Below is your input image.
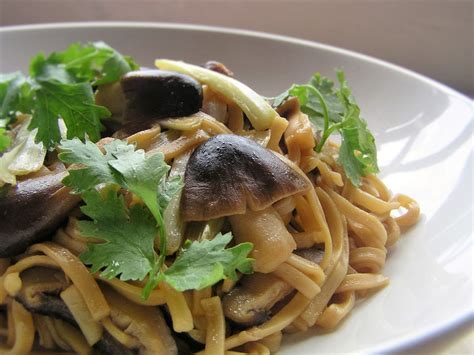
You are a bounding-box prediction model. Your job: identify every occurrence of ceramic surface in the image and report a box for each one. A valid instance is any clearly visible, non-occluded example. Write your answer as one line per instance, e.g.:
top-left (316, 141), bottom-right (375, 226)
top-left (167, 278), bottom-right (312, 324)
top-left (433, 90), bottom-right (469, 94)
top-left (1, 22), bottom-right (472, 353)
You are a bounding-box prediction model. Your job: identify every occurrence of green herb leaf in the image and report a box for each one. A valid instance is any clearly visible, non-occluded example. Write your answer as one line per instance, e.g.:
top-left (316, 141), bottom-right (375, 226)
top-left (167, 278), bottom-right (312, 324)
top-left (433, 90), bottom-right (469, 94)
top-left (79, 189), bottom-right (159, 281)
top-left (107, 143), bottom-right (170, 220)
top-left (336, 72), bottom-right (379, 185)
top-left (29, 81), bottom-right (110, 148)
top-left (0, 72), bottom-right (34, 121)
top-left (58, 138), bottom-right (119, 192)
top-left (0, 120), bottom-right (11, 153)
top-left (1, 42), bottom-right (139, 150)
top-left (157, 175), bottom-right (183, 211)
top-left (58, 138), bottom-right (183, 298)
top-left (162, 232), bottom-right (253, 291)
top-left (38, 41), bottom-right (139, 85)
top-left (274, 70), bottom-right (379, 186)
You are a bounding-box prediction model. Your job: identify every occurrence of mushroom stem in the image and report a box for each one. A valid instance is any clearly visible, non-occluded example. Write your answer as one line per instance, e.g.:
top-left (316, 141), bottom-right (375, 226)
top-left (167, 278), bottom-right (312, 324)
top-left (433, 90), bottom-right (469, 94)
top-left (229, 206), bottom-right (296, 274)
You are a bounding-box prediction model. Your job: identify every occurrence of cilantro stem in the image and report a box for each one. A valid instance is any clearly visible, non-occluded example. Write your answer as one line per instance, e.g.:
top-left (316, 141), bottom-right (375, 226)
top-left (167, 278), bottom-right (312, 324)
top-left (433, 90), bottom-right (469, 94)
top-left (299, 84), bottom-right (331, 153)
top-left (142, 258), bottom-right (162, 299)
top-left (144, 204), bottom-right (167, 298)
top-left (316, 122), bottom-right (344, 152)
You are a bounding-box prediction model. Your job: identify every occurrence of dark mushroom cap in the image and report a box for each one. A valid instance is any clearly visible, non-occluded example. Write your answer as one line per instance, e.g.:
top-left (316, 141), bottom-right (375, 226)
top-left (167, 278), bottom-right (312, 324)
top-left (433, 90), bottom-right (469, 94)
top-left (181, 134), bottom-right (310, 221)
top-left (0, 171), bottom-right (80, 257)
top-left (121, 69), bottom-right (203, 128)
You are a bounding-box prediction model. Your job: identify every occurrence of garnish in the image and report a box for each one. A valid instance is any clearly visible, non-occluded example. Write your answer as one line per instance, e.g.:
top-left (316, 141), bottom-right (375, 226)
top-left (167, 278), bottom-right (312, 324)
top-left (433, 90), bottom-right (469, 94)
top-left (155, 59), bottom-right (278, 130)
top-left (163, 232), bottom-right (253, 292)
top-left (0, 42), bottom-right (139, 150)
top-left (0, 72), bottom-right (34, 152)
top-left (274, 70), bottom-right (379, 186)
top-left (59, 139), bottom-right (253, 299)
top-left (0, 120), bottom-right (10, 153)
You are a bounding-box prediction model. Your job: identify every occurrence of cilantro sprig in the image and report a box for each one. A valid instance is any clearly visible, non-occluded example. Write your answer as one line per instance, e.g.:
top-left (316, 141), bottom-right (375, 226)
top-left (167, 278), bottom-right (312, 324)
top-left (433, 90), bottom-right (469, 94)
top-left (59, 139), bottom-right (253, 299)
top-left (0, 42), bottom-right (139, 150)
top-left (274, 71), bottom-right (379, 186)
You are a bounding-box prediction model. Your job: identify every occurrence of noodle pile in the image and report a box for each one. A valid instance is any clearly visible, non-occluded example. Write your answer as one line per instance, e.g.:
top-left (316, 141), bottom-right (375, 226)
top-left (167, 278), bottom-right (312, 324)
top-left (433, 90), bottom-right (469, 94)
top-left (0, 68), bottom-right (420, 354)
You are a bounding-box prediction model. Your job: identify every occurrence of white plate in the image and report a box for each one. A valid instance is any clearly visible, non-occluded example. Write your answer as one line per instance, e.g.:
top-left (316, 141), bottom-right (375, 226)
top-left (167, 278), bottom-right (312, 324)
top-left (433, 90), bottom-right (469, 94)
top-left (1, 22), bottom-right (472, 354)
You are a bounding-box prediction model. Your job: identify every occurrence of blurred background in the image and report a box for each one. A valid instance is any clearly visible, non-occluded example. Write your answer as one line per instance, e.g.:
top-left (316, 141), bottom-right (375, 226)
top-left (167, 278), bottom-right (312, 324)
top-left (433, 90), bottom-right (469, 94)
top-left (0, 0), bottom-right (472, 96)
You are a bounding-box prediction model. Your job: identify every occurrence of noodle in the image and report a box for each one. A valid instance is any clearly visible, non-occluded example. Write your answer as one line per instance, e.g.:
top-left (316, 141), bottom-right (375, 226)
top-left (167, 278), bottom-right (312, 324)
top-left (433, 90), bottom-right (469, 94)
top-left (0, 58), bottom-right (421, 355)
top-left (201, 296), bottom-right (226, 355)
top-left (0, 301), bottom-right (35, 354)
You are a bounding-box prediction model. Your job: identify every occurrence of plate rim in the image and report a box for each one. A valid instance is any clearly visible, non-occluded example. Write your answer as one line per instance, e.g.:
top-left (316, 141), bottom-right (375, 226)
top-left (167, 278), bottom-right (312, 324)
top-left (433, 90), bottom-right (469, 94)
top-left (1, 21), bottom-right (473, 104)
top-left (1, 21), bottom-right (473, 353)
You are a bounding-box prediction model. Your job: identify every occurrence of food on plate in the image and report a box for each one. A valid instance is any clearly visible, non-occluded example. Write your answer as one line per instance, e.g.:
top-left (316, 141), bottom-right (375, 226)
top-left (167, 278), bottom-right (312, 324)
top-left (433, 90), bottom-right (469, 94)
top-left (0, 42), bottom-right (420, 354)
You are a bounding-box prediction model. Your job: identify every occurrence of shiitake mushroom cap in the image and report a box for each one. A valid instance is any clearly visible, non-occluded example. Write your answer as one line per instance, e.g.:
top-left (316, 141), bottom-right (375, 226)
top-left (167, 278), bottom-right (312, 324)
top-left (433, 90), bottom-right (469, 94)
top-left (181, 134), bottom-right (310, 221)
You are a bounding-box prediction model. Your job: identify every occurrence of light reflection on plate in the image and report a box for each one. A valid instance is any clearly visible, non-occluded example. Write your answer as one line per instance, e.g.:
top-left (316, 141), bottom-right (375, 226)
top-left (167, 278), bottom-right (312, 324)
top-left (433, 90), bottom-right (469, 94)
top-left (1, 22), bottom-right (472, 354)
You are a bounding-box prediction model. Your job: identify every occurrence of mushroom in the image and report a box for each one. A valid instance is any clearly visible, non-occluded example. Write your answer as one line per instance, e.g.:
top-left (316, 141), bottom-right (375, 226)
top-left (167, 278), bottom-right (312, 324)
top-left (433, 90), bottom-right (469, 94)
top-left (182, 134), bottom-right (310, 220)
top-left (15, 267), bottom-right (74, 324)
top-left (121, 69), bottom-right (203, 129)
top-left (14, 266), bottom-right (176, 354)
top-left (0, 170), bottom-right (81, 257)
top-left (295, 246), bottom-right (325, 265)
top-left (204, 61), bottom-right (234, 77)
top-left (14, 267), bottom-right (134, 354)
top-left (181, 134), bottom-right (310, 273)
top-left (102, 284), bottom-right (178, 355)
top-left (222, 273), bottom-right (293, 327)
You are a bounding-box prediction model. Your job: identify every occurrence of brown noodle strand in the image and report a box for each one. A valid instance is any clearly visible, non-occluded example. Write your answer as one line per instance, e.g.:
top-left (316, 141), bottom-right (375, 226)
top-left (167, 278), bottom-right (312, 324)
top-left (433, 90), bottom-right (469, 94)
top-left (296, 187), bottom-right (348, 328)
top-left (315, 291), bottom-right (356, 329)
top-left (0, 300), bottom-right (35, 354)
top-left (28, 243), bottom-right (110, 321)
top-left (392, 194), bottom-right (421, 227)
top-left (335, 273), bottom-right (389, 293)
top-left (202, 296), bottom-right (226, 355)
top-left (1, 71), bottom-right (421, 354)
top-left (272, 262), bottom-right (321, 299)
top-left (224, 293), bottom-right (311, 350)
top-left (162, 282), bottom-right (194, 332)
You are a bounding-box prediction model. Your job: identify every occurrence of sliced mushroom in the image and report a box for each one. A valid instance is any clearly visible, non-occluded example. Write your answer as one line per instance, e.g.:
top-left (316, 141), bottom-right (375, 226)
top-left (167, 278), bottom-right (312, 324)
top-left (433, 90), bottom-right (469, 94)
top-left (0, 171), bottom-right (81, 257)
top-left (15, 267), bottom-right (74, 324)
top-left (229, 206), bottom-right (296, 273)
top-left (102, 284), bottom-right (178, 355)
top-left (295, 246), bottom-right (325, 265)
top-left (222, 273), bottom-right (293, 327)
top-left (204, 61), bottom-right (234, 77)
top-left (13, 267), bottom-right (173, 354)
top-left (121, 69), bottom-right (203, 129)
top-left (181, 134), bottom-right (310, 221)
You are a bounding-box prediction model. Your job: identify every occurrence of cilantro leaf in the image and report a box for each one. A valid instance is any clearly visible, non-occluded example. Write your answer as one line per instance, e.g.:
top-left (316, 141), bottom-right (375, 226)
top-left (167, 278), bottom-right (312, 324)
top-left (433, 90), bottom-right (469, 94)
top-left (157, 175), bottom-right (183, 211)
top-left (78, 189), bottom-right (158, 281)
top-left (92, 42), bottom-right (140, 85)
top-left (336, 72), bottom-right (379, 185)
top-left (0, 120), bottom-right (11, 152)
top-left (29, 81), bottom-right (110, 148)
top-left (274, 70), bottom-right (379, 186)
top-left (161, 232), bottom-right (254, 291)
top-left (35, 41), bottom-right (139, 85)
top-left (58, 138), bottom-right (182, 282)
top-left (107, 143), bottom-right (170, 218)
top-left (59, 139), bottom-right (253, 299)
top-left (58, 138), bottom-right (119, 192)
top-left (1, 42), bottom-right (139, 150)
top-left (0, 72), bottom-right (34, 120)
